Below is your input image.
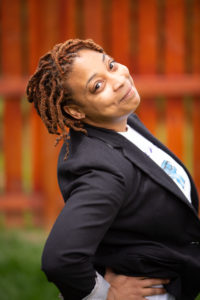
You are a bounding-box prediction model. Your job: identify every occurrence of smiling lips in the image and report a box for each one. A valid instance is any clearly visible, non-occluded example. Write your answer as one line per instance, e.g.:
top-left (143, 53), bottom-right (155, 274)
top-left (120, 85), bottom-right (135, 103)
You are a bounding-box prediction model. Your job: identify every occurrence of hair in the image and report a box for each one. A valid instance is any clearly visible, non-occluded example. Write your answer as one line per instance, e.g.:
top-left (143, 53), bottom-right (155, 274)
top-left (26, 38), bottom-right (104, 159)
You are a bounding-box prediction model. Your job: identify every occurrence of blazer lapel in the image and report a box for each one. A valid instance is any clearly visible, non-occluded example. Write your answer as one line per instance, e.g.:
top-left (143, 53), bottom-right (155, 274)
top-left (127, 114), bottom-right (199, 212)
top-left (121, 136), bottom-right (197, 213)
top-left (85, 115), bottom-right (199, 217)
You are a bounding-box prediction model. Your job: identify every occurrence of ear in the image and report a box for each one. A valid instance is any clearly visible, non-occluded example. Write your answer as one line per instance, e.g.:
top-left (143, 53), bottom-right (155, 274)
top-left (63, 105), bottom-right (85, 120)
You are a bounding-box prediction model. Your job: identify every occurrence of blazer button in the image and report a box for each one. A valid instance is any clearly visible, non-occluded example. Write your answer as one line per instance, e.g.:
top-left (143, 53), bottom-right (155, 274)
top-left (190, 241), bottom-right (200, 245)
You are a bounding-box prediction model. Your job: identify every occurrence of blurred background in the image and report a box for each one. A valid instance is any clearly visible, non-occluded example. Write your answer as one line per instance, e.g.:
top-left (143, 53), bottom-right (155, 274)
top-left (0, 0), bottom-right (200, 299)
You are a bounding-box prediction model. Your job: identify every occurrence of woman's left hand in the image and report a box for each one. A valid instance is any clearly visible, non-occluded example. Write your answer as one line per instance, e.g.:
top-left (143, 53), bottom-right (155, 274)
top-left (105, 268), bottom-right (170, 300)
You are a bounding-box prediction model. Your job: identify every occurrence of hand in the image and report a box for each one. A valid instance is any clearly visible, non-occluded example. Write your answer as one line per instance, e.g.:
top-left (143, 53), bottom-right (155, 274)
top-left (105, 268), bottom-right (170, 300)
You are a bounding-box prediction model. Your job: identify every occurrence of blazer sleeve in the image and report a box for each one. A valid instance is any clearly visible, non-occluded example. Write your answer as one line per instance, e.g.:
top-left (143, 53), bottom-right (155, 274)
top-left (41, 166), bottom-right (126, 300)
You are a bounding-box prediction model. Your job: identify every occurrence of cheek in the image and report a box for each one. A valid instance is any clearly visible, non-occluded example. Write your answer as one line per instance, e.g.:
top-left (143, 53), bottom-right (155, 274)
top-left (71, 85), bottom-right (87, 105)
top-left (100, 85), bottom-right (114, 102)
top-left (88, 89), bottom-right (114, 111)
top-left (118, 63), bottom-right (130, 75)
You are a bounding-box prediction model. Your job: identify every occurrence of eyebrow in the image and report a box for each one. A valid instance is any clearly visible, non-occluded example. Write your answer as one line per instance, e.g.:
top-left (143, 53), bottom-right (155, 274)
top-left (85, 53), bottom-right (106, 88)
top-left (86, 73), bottom-right (98, 88)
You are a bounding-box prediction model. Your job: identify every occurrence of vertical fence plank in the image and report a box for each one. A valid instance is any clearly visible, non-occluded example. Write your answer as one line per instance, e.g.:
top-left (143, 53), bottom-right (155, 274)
top-left (102, 0), bottom-right (112, 53)
top-left (83, 0), bottom-right (103, 45)
top-left (38, 0), bottom-right (63, 226)
top-left (129, 0), bottom-right (139, 74)
top-left (192, 0), bottom-right (200, 199)
top-left (28, 0), bottom-right (63, 227)
top-left (59, 0), bottom-right (76, 40)
top-left (1, 0), bottom-right (22, 192)
top-left (28, 0), bottom-right (44, 193)
top-left (4, 99), bottom-right (22, 192)
top-left (26, 0), bottom-right (47, 226)
top-left (138, 0), bottom-right (157, 74)
top-left (192, 0), bottom-right (200, 74)
top-left (193, 98), bottom-right (200, 194)
top-left (137, 0), bottom-right (158, 134)
top-left (165, 0), bottom-right (185, 160)
top-left (111, 0), bottom-right (131, 67)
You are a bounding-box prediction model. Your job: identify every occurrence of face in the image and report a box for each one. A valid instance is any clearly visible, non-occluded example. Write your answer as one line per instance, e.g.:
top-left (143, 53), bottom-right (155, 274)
top-left (64, 49), bottom-right (140, 131)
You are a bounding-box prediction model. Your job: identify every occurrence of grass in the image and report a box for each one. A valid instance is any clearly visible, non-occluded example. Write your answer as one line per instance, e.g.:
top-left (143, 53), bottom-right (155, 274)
top-left (0, 228), bottom-right (200, 300)
top-left (0, 229), bottom-right (59, 300)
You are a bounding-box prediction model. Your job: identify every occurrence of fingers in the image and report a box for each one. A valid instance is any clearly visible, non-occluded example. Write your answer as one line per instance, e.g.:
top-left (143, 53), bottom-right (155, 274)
top-left (142, 287), bottom-right (167, 297)
top-left (105, 272), bottom-right (170, 300)
top-left (105, 270), bottom-right (170, 285)
top-left (141, 278), bottom-right (170, 288)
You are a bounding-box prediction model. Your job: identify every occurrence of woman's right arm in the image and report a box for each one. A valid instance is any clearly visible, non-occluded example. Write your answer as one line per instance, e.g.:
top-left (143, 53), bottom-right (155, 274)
top-left (41, 167), bottom-right (126, 299)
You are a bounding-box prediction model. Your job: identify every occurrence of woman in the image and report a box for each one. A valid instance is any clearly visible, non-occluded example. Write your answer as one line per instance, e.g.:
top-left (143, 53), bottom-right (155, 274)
top-left (27, 39), bottom-right (200, 300)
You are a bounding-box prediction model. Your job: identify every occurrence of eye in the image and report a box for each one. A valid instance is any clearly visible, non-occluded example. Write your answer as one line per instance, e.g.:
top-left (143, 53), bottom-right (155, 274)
top-left (91, 80), bottom-right (104, 94)
top-left (109, 60), bottom-right (116, 70)
top-left (94, 81), bottom-right (102, 91)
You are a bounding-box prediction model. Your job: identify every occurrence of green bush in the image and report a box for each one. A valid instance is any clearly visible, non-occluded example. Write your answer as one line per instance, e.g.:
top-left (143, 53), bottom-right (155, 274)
top-left (0, 229), bottom-right (59, 300)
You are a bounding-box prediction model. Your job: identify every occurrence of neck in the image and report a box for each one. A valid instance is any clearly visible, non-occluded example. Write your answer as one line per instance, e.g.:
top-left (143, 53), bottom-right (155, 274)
top-left (83, 117), bottom-right (128, 132)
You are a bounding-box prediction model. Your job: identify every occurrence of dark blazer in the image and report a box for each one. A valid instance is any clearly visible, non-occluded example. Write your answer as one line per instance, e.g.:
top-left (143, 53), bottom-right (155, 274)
top-left (42, 114), bottom-right (200, 300)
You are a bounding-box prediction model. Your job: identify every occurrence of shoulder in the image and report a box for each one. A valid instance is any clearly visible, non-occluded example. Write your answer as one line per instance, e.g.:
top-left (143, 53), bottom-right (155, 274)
top-left (57, 128), bottom-right (136, 194)
top-left (58, 129), bottom-right (128, 173)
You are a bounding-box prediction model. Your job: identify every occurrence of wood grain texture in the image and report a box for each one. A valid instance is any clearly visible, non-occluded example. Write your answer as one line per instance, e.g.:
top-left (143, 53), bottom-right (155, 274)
top-left (165, 0), bottom-right (185, 160)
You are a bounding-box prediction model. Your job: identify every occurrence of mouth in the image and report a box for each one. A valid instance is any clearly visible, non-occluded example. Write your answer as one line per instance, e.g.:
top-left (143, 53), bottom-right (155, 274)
top-left (119, 85), bottom-right (135, 103)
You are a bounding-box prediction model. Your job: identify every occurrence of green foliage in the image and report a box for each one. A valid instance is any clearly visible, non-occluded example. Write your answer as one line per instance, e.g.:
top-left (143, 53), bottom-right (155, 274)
top-left (23, 211), bottom-right (34, 228)
top-left (0, 213), bottom-right (6, 229)
top-left (0, 229), bottom-right (59, 300)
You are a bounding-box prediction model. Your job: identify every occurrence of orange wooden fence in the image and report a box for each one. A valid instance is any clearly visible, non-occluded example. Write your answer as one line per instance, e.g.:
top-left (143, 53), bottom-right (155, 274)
top-left (0, 0), bottom-right (200, 227)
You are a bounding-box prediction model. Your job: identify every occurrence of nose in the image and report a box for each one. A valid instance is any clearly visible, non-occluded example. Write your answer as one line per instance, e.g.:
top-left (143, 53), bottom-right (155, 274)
top-left (111, 75), bottom-right (125, 92)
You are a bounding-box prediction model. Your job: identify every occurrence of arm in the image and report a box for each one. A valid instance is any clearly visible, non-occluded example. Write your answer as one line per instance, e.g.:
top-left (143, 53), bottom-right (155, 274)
top-left (41, 168), bottom-right (125, 299)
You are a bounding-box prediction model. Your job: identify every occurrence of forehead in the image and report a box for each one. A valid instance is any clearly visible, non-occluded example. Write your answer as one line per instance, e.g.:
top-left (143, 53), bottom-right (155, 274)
top-left (76, 48), bottom-right (104, 66)
top-left (71, 49), bottom-right (105, 78)
top-left (66, 49), bottom-right (106, 91)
